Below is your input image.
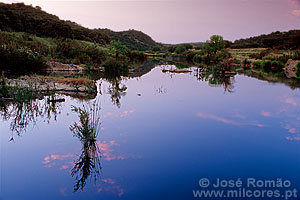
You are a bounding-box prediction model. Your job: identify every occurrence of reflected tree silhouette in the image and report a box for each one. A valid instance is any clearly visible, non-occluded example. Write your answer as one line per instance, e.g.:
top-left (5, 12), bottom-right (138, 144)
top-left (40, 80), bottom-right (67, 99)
top-left (107, 77), bottom-right (127, 108)
top-left (70, 102), bottom-right (102, 192)
top-left (0, 94), bottom-right (63, 139)
top-left (195, 67), bottom-right (235, 93)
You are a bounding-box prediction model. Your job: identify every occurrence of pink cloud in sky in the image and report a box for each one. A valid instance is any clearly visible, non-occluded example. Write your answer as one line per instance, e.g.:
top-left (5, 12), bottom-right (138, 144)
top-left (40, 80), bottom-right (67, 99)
top-left (288, 0), bottom-right (300, 6)
top-left (286, 136), bottom-right (300, 141)
top-left (97, 140), bottom-right (138, 161)
top-left (289, 128), bottom-right (297, 133)
top-left (261, 111), bottom-right (272, 117)
top-left (292, 9), bottom-right (300, 16)
top-left (42, 154), bottom-right (74, 169)
top-left (197, 112), bottom-right (240, 126)
top-left (256, 124), bottom-right (265, 128)
top-left (285, 97), bottom-right (299, 106)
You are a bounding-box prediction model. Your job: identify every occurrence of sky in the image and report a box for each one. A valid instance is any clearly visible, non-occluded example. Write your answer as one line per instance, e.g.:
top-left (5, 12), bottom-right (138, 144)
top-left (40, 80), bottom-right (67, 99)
top-left (2, 0), bottom-right (300, 44)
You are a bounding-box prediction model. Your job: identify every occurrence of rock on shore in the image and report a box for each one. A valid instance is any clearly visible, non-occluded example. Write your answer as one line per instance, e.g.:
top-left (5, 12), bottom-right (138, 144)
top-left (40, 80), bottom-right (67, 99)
top-left (6, 76), bottom-right (97, 93)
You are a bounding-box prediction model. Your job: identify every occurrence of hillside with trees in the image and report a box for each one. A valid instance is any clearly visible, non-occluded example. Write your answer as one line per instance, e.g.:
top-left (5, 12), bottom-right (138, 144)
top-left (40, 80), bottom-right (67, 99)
top-left (99, 28), bottom-right (159, 51)
top-left (232, 30), bottom-right (300, 49)
top-left (0, 2), bottom-right (159, 50)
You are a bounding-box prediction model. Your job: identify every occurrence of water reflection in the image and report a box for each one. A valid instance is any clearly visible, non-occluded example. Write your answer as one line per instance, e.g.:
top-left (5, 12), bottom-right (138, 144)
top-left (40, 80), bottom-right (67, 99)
top-left (3, 62), bottom-right (300, 200)
top-left (193, 67), bottom-right (234, 93)
top-left (0, 94), bottom-right (63, 138)
top-left (106, 77), bottom-right (127, 108)
top-left (240, 69), bottom-right (300, 90)
top-left (69, 102), bottom-right (102, 192)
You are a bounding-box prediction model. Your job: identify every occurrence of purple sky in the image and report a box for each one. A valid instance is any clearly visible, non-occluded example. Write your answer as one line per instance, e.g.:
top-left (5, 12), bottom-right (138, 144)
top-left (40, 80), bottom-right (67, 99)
top-left (2, 0), bottom-right (300, 43)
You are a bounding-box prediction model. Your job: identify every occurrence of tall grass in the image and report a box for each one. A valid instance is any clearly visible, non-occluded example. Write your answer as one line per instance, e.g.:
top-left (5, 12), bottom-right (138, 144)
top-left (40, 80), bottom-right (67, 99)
top-left (70, 102), bottom-right (102, 191)
top-left (253, 60), bottom-right (284, 73)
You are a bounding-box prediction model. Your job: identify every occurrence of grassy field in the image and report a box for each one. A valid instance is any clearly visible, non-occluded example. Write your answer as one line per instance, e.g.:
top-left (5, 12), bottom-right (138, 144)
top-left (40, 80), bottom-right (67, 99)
top-left (228, 48), bottom-right (267, 60)
top-left (228, 48), bottom-right (298, 64)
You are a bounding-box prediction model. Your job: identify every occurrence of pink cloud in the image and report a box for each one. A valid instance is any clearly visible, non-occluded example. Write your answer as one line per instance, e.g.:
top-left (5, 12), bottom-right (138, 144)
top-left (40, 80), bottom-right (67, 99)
top-left (120, 109), bottom-right (135, 118)
top-left (97, 178), bottom-right (125, 197)
top-left (42, 154), bottom-right (74, 169)
top-left (103, 109), bottom-right (135, 118)
top-left (287, 0), bottom-right (300, 6)
top-left (59, 188), bottom-right (67, 195)
top-left (286, 136), bottom-right (300, 141)
top-left (287, 0), bottom-right (299, 6)
top-left (292, 9), bottom-right (300, 16)
top-left (256, 124), bottom-right (265, 128)
top-left (102, 178), bottom-right (115, 185)
top-left (289, 128), bottom-right (297, 133)
top-left (285, 97), bottom-right (298, 106)
top-left (97, 140), bottom-right (137, 161)
top-left (60, 165), bottom-right (70, 170)
top-left (261, 111), bottom-right (272, 117)
top-left (197, 112), bottom-right (240, 126)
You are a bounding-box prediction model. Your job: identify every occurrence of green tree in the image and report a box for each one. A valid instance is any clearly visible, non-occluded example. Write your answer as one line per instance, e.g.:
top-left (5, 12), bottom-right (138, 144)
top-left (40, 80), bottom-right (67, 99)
top-left (168, 46), bottom-right (175, 53)
top-left (110, 40), bottom-right (128, 59)
top-left (152, 45), bottom-right (161, 52)
top-left (175, 45), bottom-right (186, 54)
top-left (202, 35), bottom-right (226, 55)
top-left (183, 44), bottom-right (193, 50)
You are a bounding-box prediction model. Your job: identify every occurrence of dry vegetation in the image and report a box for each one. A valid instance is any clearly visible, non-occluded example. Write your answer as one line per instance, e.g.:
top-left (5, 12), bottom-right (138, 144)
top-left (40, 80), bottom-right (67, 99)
top-left (31, 75), bottom-right (95, 87)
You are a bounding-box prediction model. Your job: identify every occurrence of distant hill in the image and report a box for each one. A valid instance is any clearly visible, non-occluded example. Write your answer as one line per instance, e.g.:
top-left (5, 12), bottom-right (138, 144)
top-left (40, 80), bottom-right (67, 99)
top-left (0, 2), bottom-right (158, 50)
top-left (232, 30), bottom-right (300, 49)
top-left (99, 28), bottom-right (159, 51)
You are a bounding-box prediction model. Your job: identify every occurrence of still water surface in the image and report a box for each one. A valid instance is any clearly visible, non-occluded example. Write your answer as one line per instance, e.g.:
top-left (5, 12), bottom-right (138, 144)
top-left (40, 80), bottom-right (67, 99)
top-left (1, 64), bottom-right (300, 200)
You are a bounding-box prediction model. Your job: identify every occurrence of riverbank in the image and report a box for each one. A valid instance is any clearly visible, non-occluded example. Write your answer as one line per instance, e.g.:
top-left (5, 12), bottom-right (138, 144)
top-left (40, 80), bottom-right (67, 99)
top-left (0, 74), bottom-right (98, 103)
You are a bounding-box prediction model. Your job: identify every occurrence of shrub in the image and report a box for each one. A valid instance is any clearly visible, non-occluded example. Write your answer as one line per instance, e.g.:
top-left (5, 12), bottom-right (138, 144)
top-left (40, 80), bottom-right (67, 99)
top-left (263, 61), bottom-right (272, 72)
top-left (292, 50), bottom-right (300, 60)
top-left (220, 58), bottom-right (234, 72)
top-left (152, 45), bottom-right (161, 52)
top-left (175, 45), bottom-right (186, 54)
top-left (103, 59), bottom-right (128, 77)
top-left (296, 62), bottom-right (300, 78)
top-left (183, 44), bottom-right (193, 50)
top-left (193, 55), bottom-right (202, 64)
top-left (168, 46), bottom-right (175, 53)
top-left (253, 60), bottom-right (284, 72)
top-left (276, 55), bottom-right (290, 64)
top-left (0, 45), bottom-right (46, 73)
top-left (242, 58), bottom-right (252, 68)
top-left (296, 62), bottom-right (300, 70)
top-left (185, 51), bottom-right (196, 63)
top-left (234, 59), bottom-right (241, 64)
top-left (56, 39), bottom-right (107, 65)
top-left (215, 50), bottom-right (231, 62)
top-left (125, 50), bottom-right (147, 62)
top-left (0, 72), bottom-right (9, 98)
top-left (270, 60), bottom-right (284, 71)
top-left (253, 61), bottom-right (263, 69)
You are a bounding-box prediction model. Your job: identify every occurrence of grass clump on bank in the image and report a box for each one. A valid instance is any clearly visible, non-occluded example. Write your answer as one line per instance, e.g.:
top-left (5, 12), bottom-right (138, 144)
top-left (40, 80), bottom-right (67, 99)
top-left (253, 60), bottom-right (284, 73)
